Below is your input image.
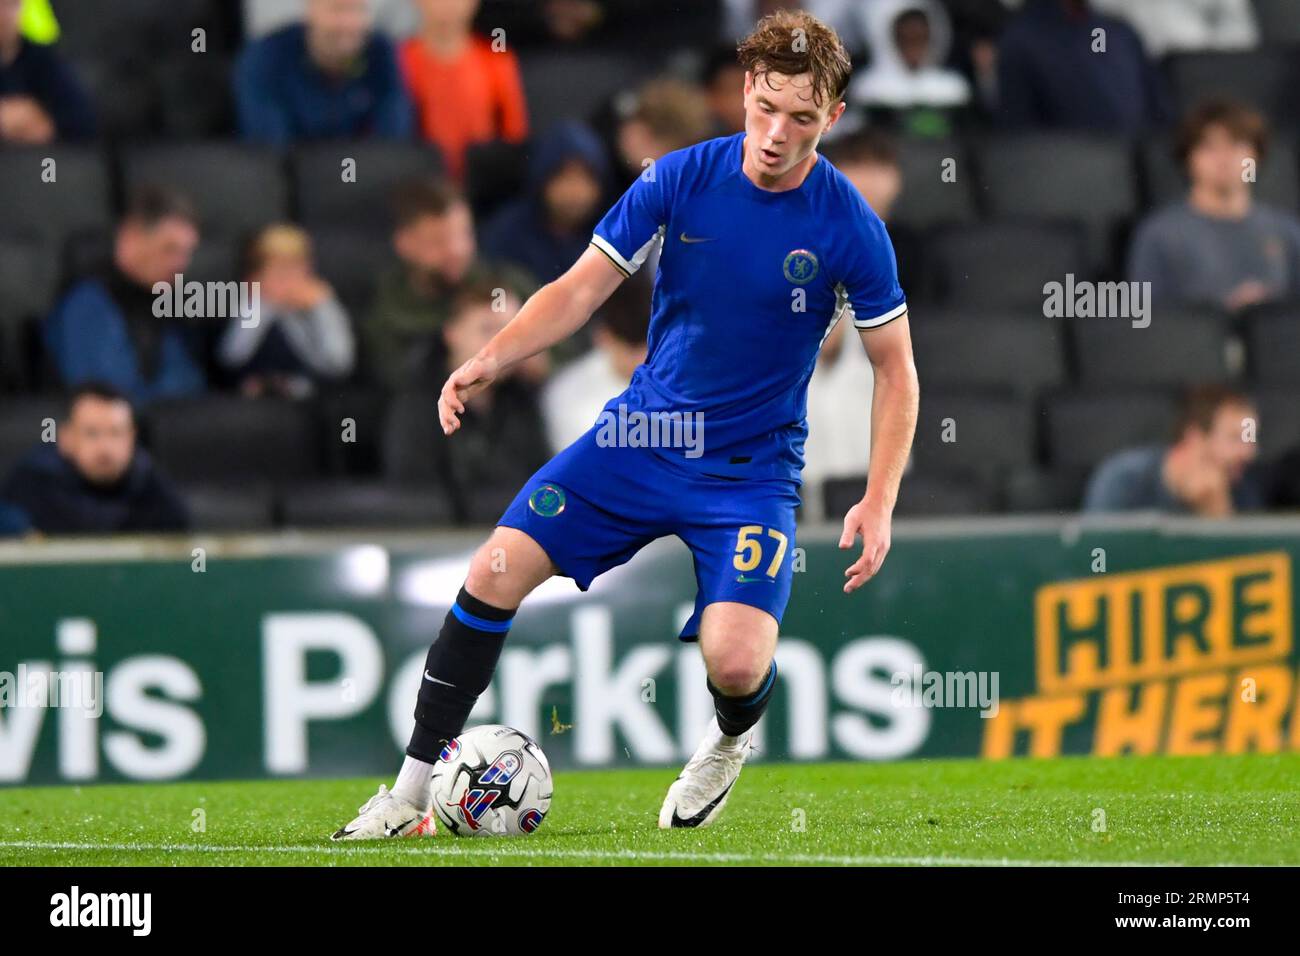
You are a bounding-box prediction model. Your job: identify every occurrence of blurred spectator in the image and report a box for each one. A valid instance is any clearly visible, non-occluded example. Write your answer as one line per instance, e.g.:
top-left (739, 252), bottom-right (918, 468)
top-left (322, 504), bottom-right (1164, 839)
top-left (722, 1), bottom-right (865, 51)
top-left (483, 0), bottom-right (721, 51)
top-left (0, 383), bottom-right (189, 535)
top-left (234, 0), bottom-right (412, 144)
top-left (418, 279), bottom-right (550, 521)
top-left (702, 45), bottom-right (747, 135)
top-left (245, 0), bottom-right (420, 39)
top-left (941, 0), bottom-right (1012, 115)
top-left (217, 225), bottom-right (355, 398)
top-left (1128, 99), bottom-right (1300, 311)
top-left (399, 0), bottom-right (528, 181)
top-left (1083, 385), bottom-right (1262, 516)
top-left (614, 77), bottom-right (713, 183)
top-left (850, 0), bottom-right (971, 138)
top-left (541, 277), bottom-right (649, 453)
top-left (0, 0), bottom-right (94, 143)
top-left (997, 0), bottom-right (1167, 132)
top-left (824, 129), bottom-right (921, 298)
top-left (44, 186), bottom-right (207, 405)
top-left (1090, 0), bottom-right (1257, 56)
top-left (365, 178), bottom-right (533, 390)
top-left (800, 318), bottom-right (878, 521)
top-left (481, 121), bottom-right (608, 285)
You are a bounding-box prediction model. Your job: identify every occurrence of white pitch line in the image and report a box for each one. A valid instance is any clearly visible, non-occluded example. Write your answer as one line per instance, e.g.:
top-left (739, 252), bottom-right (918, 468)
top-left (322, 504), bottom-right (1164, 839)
top-left (0, 840), bottom-right (1240, 866)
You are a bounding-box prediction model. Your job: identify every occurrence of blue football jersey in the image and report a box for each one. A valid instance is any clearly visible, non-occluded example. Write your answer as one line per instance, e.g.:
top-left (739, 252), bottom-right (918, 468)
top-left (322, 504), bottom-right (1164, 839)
top-left (590, 132), bottom-right (907, 483)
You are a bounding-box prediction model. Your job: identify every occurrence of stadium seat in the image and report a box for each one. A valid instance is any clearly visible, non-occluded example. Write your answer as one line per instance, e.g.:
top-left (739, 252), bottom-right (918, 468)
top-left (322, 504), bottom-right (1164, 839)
top-left (280, 481), bottom-right (455, 528)
top-left (184, 237), bottom-right (241, 286)
top-left (1253, 0), bottom-right (1300, 46)
top-left (519, 49), bottom-right (657, 132)
top-left (382, 390), bottom-right (525, 524)
top-left (464, 139), bottom-right (529, 220)
top-left (1045, 390), bottom-right (1180, 469)
top-left (179, 482), bottom-right (276, 531)
top-left (292, 142), bottom-right (444, 236)
top-left (910, 312), bottom-right (1066, 395)
top-left (912, 390), bottom-right (1037, 478)
top-left (145, 397), bottom-right (321, 483)
top-left (975, 134), bottom-right (1137, 268)
top-left (316, 386), bottom-right (390, 477)
top-left (895, 471), bottom-right (998, 516)
top-left (0, 147), bottom-right (112, 248)
top-left (156, 54), bottom-right (235, 138)
top-left (890, 137), bottom-right (977, 231)
top-left (826, 470), bottom-right (997, 516)
top-left (0, 237), bottom-right (58, 393)
top-left (310, 228), bottom-right (393, 319)
top-left (927, 221), bottom-right (1088, 307)
top-left (1071, 307), bottom-right (1233, 388)
top-left (1141, 132), bottom-right (1298, 211)
top-left (70, 56), bottom-right (160, 138)
top-left (1165, 50), bottom-right (1299, 128)
top-left (0, 236), bottom-right (57, 324)
top-left (0, 397), bottom-right (62, 476)
top-left (121, 143), bottom-right (289, 240)
top-left (1243, 303), bottom-right (1300, 386)
top-left (1002, 466), bottom-right (1090, 514)
top-left (1253, 390), bottom-right (1300, 461)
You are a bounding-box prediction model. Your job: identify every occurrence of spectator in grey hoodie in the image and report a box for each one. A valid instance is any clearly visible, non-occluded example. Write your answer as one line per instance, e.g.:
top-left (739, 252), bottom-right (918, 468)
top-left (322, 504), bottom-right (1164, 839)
top-left (218, 224), bottom-right (355, 398)
top-left (1128, 99), bottom-right (1300, 312)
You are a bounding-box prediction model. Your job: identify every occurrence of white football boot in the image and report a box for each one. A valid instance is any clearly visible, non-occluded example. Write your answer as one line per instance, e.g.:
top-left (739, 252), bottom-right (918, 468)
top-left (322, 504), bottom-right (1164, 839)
top-left (330, 785), bottom-right (436, 841)
top-left (658, 717), bottom-right (753, 829)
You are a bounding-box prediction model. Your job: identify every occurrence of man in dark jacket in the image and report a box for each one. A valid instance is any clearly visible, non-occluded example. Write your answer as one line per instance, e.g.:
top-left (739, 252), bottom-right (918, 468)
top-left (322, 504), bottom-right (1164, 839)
top-left (43, 185), bottom-right (207, 405)
top-left (233, 0), bottom-right (412, 143)
top-left (0, 383), bottom-right (189, 535)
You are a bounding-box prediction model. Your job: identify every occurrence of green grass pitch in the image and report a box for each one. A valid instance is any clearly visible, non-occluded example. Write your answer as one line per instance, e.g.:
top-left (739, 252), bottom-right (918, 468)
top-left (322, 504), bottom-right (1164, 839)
top-left (1, 753), bottom-right (1296, 866)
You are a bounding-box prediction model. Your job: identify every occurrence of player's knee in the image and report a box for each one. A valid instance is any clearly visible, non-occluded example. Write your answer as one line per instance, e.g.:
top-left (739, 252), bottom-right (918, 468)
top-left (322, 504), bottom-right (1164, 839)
top-left (708, 652), bottom-right (769, 698)
top-left (463, 530), bottom-right (552, 609)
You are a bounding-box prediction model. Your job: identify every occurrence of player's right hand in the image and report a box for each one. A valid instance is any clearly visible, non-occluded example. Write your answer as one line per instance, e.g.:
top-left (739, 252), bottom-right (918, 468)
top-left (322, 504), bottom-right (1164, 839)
top-left (438, 355), bottom-right (499, 435)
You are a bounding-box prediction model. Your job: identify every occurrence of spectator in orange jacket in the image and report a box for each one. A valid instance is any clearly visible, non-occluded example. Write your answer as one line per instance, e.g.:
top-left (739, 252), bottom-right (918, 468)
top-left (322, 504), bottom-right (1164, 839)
top-left (400, 0), bottom-right (529, 180)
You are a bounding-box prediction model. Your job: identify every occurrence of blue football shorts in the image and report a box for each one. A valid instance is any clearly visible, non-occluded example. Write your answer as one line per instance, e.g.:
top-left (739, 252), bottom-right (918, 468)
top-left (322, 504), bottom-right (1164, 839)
top-left (498, 428), bottom-right (800, 640)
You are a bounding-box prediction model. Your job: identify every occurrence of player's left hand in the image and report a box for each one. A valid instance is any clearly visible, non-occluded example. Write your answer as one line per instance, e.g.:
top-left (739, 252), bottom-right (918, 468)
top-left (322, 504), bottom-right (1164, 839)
top-left (838, 499), bottom-right (891, 594)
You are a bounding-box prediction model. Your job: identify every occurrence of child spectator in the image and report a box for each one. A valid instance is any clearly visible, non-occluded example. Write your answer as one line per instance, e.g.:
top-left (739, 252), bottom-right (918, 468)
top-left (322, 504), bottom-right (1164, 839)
top-left (218, 225), bottom-right (356, 398)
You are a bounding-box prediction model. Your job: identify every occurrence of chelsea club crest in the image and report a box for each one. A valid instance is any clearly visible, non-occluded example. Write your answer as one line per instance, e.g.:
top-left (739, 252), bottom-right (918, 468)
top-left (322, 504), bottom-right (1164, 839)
top-left (528, 484), bottom-right (566, 517)
top-left (783, 249), bottom-right (819, 285)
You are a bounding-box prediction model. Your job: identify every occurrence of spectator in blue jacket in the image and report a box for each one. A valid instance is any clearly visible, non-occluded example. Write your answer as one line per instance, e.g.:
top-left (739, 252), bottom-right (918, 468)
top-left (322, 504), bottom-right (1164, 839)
top-left (480, 121), bottom-right (610, 285)
top-left (0, 0), bottom-right (94, 143)
top-left (44, 186), bottom-right (207, 405)
top-left (0, 383), bottom-right (190, 536)
top-left (234, 0), bottom-right (412, 143)
top-left (997, 0), bottom-right (1167, 133)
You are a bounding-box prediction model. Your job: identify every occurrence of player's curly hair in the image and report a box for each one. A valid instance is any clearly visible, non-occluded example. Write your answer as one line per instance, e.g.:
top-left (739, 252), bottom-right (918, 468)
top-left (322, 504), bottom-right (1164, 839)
top-left (736, 9), bottom-right (852, 109)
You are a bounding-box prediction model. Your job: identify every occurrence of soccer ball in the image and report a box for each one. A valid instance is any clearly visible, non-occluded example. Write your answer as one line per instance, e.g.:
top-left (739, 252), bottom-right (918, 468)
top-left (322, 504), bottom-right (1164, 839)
top-left (430, 725), bottom-right (553, 837)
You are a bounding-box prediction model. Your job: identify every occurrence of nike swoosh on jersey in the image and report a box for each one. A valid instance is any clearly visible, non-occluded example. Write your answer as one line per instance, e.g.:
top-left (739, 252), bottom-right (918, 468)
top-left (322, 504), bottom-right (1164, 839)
top-left (679, 232), bottom-right (717, 243)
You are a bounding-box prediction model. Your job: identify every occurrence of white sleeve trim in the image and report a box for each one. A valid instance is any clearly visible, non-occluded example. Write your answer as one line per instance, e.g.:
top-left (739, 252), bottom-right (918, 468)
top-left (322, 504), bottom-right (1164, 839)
top-left (853, 300), bottom-right (908, 329)
top-left (591, 229), bottom-right (662, 276)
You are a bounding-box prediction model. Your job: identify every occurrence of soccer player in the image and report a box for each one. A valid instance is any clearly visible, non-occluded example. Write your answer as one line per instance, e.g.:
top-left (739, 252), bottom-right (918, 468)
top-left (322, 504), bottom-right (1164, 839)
top-left (333, 9), bottom-right (919, 839)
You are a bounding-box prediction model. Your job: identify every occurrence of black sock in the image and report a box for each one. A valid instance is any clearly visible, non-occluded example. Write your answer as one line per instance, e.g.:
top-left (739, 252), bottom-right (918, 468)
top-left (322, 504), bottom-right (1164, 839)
top-left (407, 586), bottom-right (514, 761)
top-left (708, 661), bottom-right (777, 737)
